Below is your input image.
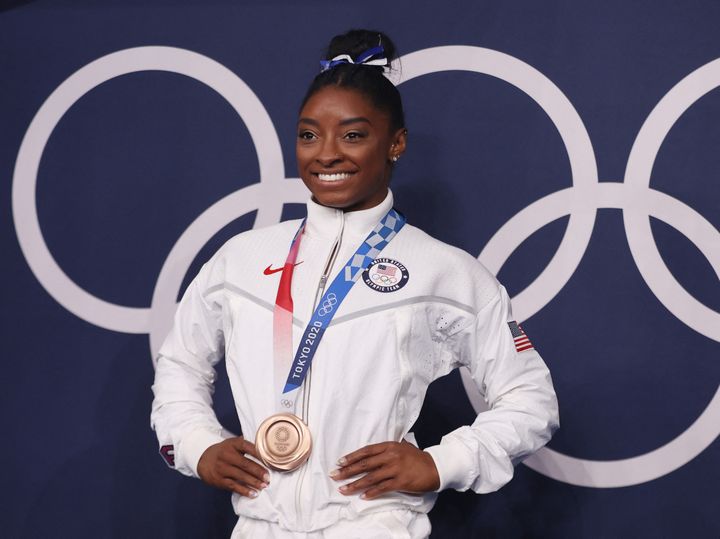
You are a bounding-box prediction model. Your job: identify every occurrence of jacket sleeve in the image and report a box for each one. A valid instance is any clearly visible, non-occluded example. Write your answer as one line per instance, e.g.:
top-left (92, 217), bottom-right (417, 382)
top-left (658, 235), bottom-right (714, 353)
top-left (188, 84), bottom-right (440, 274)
top-left (150, 261), bottom-right (231, 478)
top-left (424, 285), bottom-right (559, 493)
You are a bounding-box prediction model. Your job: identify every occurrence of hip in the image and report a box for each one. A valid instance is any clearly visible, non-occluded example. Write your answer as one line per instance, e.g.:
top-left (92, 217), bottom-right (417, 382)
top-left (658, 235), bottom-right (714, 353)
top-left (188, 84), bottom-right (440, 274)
top-left (231, 509), bottom-right (431, 539)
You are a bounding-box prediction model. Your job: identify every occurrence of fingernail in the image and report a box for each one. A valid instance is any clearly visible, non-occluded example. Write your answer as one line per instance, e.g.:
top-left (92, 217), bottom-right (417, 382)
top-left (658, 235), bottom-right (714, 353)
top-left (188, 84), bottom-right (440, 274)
top-left (249, 490), bottom-right (258, 498)
top-left (339, 485), bottom-right (348, 493)
top-left (263, 473), bottom-right (271, 483)
top-left (260, 482), bottom-right (268, 489)
top-left (360, 493), bottom-right (368, 500)
top-left (329, 469), bottom-right (340, 478)
top-left (337, 457), bottom-right (347, 466)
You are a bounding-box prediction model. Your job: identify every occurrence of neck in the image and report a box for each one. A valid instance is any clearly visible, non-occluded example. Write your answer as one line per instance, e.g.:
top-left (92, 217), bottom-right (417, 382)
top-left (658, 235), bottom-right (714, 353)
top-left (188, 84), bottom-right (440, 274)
top-left (305, 189), bottom-right (394, 239)
top-left (311, 188), bottom-right (389, 213)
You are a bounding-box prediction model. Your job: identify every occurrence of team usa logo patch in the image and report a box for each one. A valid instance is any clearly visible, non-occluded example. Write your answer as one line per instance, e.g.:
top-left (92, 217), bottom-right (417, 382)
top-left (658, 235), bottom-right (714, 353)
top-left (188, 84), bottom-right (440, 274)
top-left (362, 258), bottom-right (409, 293)
top-left (159, 444), bottom-right (175, 468)
top-left (508, 321), bottom-right (534, 352)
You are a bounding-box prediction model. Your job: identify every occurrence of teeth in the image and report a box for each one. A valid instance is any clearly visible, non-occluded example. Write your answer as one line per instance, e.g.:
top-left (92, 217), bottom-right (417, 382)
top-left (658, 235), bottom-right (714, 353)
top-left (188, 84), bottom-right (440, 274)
top-left (318, 172), bottom-right (352, 182)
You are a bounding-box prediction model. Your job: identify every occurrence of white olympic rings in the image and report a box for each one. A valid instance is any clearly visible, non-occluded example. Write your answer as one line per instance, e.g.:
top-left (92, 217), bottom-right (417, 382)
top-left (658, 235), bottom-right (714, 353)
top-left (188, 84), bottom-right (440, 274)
top-left (11, 45), bottom-right (719, 489)
top-left (318, 293), bottom-right (338, 317)
top-left (11, 46), bottom-right (307, 334)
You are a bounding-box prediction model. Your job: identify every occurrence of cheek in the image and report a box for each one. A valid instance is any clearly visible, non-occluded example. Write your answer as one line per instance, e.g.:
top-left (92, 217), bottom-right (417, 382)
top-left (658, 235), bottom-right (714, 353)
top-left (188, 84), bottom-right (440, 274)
top-left (355, 145), bottom-right (388, 168)
top-left (296, 147), bottom-right (312, 170)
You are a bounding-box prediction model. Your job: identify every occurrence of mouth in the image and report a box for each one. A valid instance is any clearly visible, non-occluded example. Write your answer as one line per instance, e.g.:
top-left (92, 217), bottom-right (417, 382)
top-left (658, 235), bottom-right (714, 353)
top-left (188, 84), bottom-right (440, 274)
top-left (313, 172), bottom-right (356, 182)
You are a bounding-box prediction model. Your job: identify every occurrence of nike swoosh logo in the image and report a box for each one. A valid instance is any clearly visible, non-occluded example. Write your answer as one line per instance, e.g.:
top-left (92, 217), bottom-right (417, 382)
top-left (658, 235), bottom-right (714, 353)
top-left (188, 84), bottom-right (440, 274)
top-left (263, 262), bottom-right (303, 275)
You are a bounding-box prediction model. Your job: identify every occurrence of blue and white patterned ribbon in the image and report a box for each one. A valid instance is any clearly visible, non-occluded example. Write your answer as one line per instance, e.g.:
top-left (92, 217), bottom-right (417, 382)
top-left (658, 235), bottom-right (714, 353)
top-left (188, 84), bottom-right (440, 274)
top-left (280, 207), bottom-right (406, 395)
top-left (320, 45), bottom-right (388, 72)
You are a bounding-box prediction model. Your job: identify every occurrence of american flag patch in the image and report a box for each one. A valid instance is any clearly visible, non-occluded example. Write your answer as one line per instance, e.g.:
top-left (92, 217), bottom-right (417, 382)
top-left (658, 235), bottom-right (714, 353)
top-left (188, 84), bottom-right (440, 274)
top-left (508, 321), bottom-right (534, 352)
top-left (376, 264), bottom-right (397, 277)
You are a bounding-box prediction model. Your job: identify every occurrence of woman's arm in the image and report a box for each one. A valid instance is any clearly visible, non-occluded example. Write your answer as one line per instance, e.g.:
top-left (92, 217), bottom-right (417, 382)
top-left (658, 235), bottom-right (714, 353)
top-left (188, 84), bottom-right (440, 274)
top-left (150, 266), bottom-right (229, 477)
top-left (150, 261), bottom-right (269, 496)
top-left (423, 285), bottom-right (560, 493)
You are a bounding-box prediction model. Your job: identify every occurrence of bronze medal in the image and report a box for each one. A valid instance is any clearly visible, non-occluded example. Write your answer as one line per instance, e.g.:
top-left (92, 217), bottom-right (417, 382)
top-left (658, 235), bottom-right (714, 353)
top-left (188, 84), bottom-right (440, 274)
top-left (255, 413), bottom-right (312, 472)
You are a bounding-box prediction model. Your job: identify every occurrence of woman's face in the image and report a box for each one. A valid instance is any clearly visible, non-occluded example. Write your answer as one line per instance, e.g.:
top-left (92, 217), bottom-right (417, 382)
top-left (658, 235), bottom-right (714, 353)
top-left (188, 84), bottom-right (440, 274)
top-left (296, 86), bottom-right (406, 212)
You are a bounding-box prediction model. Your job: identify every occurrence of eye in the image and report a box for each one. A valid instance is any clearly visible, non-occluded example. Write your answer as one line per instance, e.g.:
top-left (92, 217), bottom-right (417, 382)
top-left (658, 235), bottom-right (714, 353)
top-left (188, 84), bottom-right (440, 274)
top-left (343, 131), bottom-right (366, 141)
top-left (297, 130), bottom-right (317, 141)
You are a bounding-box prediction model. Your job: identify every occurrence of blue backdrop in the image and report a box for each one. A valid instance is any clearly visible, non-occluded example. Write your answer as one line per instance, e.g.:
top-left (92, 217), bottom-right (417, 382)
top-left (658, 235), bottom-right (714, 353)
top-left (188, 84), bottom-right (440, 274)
top-left (2, 1), bottom-right (719, 537)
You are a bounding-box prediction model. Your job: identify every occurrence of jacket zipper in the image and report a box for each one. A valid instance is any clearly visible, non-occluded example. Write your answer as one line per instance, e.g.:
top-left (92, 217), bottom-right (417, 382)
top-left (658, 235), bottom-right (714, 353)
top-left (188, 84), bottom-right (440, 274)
top-left (294, 211), bottom-right (344, 528)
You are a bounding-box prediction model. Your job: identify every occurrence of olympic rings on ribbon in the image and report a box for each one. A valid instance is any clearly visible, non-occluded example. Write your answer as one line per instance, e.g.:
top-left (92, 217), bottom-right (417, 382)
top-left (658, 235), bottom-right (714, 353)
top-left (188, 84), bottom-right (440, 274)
top-left (11, 45), bottom-right (719, 488)
top-left (317, 293), bottom-right (338, 317)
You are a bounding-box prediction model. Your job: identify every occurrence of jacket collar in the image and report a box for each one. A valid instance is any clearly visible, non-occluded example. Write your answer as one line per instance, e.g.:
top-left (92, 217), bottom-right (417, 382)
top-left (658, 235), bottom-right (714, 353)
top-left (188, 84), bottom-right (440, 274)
top-left (304, 189), bottom-right (395, 240)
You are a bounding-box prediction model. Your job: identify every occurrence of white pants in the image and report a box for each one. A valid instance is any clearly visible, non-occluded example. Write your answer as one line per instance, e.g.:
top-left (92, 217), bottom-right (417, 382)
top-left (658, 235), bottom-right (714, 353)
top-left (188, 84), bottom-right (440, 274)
top-left (231, 510), bottom-right (431, 539)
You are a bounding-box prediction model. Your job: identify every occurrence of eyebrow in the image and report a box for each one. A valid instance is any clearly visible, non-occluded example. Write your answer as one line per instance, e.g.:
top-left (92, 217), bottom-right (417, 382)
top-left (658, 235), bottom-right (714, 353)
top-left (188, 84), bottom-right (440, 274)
top-left (297, 116), bottom-right (372, 127)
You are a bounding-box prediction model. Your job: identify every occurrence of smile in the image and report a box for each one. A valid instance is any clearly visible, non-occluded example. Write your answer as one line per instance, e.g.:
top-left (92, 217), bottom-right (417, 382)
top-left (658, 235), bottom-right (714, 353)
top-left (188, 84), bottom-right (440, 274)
top-left (316, 172), bottom-right (355, 182)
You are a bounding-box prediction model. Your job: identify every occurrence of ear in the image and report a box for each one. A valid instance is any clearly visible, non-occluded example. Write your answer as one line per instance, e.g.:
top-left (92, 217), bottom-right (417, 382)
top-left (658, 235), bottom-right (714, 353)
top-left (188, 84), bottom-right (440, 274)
top-left (388, 128), bottom-right (408, 162)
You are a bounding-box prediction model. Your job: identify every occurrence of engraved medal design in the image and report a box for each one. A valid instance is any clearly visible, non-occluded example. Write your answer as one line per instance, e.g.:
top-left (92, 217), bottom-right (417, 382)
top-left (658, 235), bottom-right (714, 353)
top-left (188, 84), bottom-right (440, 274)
top-left (255, 413), bottom-right (312, 472)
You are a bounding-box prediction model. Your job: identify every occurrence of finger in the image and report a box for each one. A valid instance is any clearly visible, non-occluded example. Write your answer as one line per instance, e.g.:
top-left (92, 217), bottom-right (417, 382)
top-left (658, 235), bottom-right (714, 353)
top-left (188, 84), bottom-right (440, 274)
top-left (338, 442), bottom-right (392, 467)
top-left (361, 479), bottom-right (395, 500)
top-left (330, 453), bottom-right (389, 480)
top-left (338, 467), bottom-right (395, 495)
top-left (224, 477), bottom-right (260, 499)
top-left (218, 462), bottom-right (269, 491)
top-left (236, 437), bottom-right (262, 460)
top-left (220, 449), bottom-right (270, 483)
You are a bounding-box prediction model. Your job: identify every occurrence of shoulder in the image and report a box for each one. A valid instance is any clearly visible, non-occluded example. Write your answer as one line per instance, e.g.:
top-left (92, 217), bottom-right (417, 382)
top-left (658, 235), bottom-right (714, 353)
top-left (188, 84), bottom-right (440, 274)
top-left (395, 224), bottom-right (501, 312)
top-left (218, 219), bottom-right (301, 256)
top-left (198, 219), bottom-right (302, 280)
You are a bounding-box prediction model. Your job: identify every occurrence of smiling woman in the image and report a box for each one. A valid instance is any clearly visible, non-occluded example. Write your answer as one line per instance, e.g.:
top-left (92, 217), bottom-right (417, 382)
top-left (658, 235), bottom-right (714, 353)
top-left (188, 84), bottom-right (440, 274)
top-left (297, 86), bottom-right (406, 211)
top-left (296, 31), bottom-right (407, 212)
top-left (151, 29), bottom-right (559, 539)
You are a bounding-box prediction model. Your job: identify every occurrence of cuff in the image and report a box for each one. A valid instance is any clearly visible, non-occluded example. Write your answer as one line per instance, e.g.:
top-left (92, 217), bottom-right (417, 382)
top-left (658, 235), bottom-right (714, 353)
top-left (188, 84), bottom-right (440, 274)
top-left (178, 428), bottom-right (228, 478)
top-left (424, 439), bottom-right (475, 492)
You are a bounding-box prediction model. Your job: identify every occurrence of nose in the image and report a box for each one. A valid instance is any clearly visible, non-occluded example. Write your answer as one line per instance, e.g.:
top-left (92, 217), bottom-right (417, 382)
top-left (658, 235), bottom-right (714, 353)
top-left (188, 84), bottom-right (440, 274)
top-left (316, 137), bottom-right (343, 167)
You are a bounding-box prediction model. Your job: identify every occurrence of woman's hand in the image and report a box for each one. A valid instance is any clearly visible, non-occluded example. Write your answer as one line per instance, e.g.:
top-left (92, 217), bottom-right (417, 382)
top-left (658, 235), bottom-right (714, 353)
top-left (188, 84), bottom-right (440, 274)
top-left (197, 437), bottom-right (270, 498)
top-left (329, 441), bottom-right (440, 500)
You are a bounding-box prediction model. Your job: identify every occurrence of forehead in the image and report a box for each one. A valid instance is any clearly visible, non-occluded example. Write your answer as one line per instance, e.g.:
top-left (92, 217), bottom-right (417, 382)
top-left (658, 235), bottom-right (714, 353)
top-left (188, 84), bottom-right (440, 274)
top-left (299, 86), bottom-right (390, 124)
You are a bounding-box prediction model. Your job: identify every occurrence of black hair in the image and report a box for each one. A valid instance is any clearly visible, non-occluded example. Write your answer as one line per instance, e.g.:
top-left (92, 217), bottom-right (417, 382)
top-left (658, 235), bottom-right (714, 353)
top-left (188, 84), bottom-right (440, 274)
top-left (301, 29), bottom-right (405, 132)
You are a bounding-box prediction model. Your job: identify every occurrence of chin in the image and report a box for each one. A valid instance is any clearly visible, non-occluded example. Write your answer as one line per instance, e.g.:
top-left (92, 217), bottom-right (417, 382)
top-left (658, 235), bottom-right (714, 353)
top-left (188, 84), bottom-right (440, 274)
top-left (312, 194), bottom-right (356, 209)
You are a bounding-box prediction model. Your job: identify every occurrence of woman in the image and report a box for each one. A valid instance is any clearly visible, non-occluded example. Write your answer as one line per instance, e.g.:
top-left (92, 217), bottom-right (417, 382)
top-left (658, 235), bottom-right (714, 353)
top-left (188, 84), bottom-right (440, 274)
top-left (151, 29), bottom-right (559, 538)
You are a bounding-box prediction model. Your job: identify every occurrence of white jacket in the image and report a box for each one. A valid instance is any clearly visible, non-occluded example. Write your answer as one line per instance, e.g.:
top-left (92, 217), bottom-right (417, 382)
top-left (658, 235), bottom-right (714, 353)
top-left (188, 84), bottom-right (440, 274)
top-left (151, 190), bottom-right (559, 533)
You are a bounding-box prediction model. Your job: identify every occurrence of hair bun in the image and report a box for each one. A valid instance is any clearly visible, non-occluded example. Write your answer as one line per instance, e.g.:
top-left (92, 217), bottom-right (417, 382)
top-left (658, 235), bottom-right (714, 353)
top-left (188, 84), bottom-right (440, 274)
top-left (325, 29), bottom-right (398, 67)
top-left (302, 29), bottom-right (405, 131)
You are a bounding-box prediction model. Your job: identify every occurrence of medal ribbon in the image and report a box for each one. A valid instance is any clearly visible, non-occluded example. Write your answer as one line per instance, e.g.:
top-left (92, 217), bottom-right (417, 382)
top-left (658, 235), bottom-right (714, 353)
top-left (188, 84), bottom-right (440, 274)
top-left (273, 208), bottom-right (406, 412)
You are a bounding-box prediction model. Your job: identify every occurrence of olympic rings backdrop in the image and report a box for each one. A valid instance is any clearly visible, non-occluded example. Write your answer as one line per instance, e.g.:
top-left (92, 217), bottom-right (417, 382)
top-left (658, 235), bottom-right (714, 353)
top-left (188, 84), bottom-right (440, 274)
top-left (2, 1), bottom-right (719, 537)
